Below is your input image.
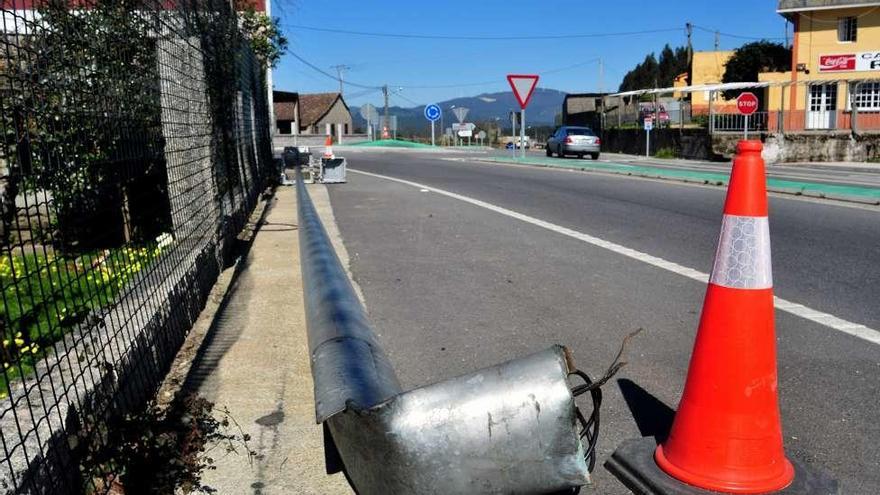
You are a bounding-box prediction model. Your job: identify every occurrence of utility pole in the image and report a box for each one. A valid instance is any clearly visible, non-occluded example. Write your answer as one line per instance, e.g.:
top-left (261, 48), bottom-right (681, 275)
top-left (383, 84), bottom-right (389, 139)
top-left (715, 31), bottom-right (720, 51)
top-left (686, 22), bottom-right (693, 66)
top-left (598, 58), bottom-right (604, 94)
top-left (686, 22), bottom-right (694, 87)
top-left (330, 64), bottom-right (350, 96)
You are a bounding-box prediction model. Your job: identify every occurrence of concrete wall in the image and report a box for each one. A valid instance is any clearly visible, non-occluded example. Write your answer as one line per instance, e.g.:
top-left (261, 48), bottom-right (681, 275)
top-left (273, 133), bottom-right (368, 150)
top-left (601, 128), bottom-right (716, 160)
top-left (711, 132), bottom-right (880, 163)
top-left (603, 127), bottom-right (880, 163)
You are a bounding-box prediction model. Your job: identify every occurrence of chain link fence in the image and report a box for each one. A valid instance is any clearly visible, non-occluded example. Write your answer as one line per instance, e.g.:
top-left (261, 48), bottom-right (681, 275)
top-left (0, 0), bottom-right (272, 491)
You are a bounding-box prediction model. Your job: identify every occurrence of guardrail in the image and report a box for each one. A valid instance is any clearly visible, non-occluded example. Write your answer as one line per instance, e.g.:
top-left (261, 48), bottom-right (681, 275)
top-left (294, 168), bottom-right (594, 494)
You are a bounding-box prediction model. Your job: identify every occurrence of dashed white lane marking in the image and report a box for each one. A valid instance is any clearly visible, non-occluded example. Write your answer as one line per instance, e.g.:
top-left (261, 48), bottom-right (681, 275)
top-left (349, 168), bottom-right (880, 346)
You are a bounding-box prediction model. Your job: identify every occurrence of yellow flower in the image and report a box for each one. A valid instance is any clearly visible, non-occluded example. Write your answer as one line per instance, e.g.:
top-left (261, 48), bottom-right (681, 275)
top-left (20, 346), bottom-right (29, 353)
top-left (2, 340), bottom-right (7, 347)
top-left (14, 338), bottom-right (24, 347)
top-left (3, 362), bottom-right (8, 369)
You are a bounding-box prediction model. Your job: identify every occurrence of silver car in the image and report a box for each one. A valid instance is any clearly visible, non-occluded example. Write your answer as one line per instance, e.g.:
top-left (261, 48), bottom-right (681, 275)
top-left (546, 126), bottom-right (600, 160)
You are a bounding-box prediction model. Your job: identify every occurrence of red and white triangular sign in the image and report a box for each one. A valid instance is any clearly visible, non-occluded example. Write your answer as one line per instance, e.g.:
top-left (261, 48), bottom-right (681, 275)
top-left (507, 74), bottom-right (540, 109)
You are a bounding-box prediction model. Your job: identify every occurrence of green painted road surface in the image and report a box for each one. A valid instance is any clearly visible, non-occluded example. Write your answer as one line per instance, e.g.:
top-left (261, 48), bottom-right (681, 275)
top-left (349, 139), bottom-right (433, 148)
top-left (479, 156), bottom-right (880, 204)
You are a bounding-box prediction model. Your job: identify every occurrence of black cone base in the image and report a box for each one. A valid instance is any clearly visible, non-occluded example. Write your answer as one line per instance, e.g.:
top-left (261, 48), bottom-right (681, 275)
top-left (604, 438), bottom-right (839, 495)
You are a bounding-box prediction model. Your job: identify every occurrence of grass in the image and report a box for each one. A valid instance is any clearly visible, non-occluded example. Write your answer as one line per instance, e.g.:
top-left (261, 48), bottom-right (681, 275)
top-left (0, 236), bottom-right (171, 395)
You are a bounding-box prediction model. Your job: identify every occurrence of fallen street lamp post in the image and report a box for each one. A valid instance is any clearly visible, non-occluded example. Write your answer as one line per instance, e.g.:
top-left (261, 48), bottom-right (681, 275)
top-left (295, 167), bottom-right (627, 494)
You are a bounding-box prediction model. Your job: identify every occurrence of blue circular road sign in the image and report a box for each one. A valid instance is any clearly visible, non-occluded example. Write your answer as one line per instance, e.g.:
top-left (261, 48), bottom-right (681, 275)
top-left (424, 104), bottom-right (441, 122)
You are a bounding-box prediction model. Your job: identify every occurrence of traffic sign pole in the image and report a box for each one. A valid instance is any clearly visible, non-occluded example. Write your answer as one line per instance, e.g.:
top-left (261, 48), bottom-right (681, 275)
top-left (646, 128), bottom-right (650, 158)
top-left (424, 104), bottom-right (442, 146)
top-left (511, 111), bottom-right (517, 158)
top-left (507, 74), bottom-right (540, 160)
top-left (736, 92), bottom-right (758, 142)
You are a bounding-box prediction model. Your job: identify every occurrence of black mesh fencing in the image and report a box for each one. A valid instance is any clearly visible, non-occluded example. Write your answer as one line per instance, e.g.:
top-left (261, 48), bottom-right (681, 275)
top-left (0, 0), bottom-right (273, 492)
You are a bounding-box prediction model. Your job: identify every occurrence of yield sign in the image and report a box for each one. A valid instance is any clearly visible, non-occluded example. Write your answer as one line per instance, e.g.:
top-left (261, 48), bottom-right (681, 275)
top-left (507, 74), bottom-right (540, 109)
top-left (452, 106), bottom-right (469, 123)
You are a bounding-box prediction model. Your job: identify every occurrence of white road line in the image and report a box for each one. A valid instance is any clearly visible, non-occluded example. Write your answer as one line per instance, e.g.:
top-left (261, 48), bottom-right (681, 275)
top-left (349, 168), bottom-right (880, 346)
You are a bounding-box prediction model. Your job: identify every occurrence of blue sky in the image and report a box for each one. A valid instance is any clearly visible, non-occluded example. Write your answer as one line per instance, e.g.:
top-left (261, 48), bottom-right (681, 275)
top-left (270, 0), bottom-right (789, 109)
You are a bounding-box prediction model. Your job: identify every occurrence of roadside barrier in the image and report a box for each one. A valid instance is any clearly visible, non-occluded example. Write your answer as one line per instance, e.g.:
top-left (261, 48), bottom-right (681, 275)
top-left (606, 141), bottom-right (838, 494)
top-left (295, 167), bottom-right (610, 494)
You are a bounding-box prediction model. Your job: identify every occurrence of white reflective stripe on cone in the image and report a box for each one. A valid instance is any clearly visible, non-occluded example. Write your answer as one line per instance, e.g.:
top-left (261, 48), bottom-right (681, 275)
top-left (710, 215), bottom-right (773, 290)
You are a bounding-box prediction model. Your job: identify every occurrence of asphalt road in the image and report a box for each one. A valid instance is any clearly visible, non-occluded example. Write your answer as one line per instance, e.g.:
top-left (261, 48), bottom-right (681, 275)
top-left (325, 149), bottom-right (880, 494)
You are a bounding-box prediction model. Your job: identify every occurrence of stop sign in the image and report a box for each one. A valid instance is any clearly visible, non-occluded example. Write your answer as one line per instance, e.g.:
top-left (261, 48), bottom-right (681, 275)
top-left (736, 92), bottom-right (759, 116)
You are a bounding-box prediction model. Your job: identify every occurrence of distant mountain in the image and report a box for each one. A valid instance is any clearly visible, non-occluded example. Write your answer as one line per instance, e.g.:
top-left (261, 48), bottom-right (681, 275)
top-left (352, 88), bottom-right (565, 135)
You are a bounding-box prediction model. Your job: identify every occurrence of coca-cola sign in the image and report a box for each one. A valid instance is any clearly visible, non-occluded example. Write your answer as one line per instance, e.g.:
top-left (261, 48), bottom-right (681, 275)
top-left (819, 52), bottom-right (880, 72)
top-left (819, 54), bottom-right (855, 72)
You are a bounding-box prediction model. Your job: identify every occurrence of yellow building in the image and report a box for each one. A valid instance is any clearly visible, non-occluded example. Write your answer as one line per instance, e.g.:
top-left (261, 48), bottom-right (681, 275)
top-left (688, 51), bottom-right (738, 114)
top-left (773, 0), bottom-right (880, 130)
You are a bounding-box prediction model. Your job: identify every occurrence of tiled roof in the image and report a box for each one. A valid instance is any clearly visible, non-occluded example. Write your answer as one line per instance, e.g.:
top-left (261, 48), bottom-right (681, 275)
top-left (299, 92), bottom-right (342, 127)
top-left (275, 101), bottom-right (298, 121)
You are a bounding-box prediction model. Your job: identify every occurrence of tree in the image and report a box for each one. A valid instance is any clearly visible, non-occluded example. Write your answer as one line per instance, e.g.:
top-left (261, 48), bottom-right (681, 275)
top-left (238, 8), bottom-right (289, 69)
top-left (1, 0), bottom-right (172, 252)
top-left (619, 45), bottom-right (689, 93)
top-left (722, 41), bottom-right (791, 99)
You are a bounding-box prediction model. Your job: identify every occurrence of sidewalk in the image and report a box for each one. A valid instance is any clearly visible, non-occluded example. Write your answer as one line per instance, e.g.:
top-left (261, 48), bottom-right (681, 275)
top-left (190, 185), bottom-right (352, 494)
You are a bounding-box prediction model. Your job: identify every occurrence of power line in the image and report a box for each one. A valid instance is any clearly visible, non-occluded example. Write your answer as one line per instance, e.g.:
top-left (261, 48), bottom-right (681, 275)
top-left (282, 23), bottom-right (682, 41)
top-left (392, 58), bottom-right (602, 89)
top-left (692, 24), bottom-right (785, 42)
top-left (288, 51), bottom-right (381, 89)
top-left (346, 87), bottom-right (384, 100)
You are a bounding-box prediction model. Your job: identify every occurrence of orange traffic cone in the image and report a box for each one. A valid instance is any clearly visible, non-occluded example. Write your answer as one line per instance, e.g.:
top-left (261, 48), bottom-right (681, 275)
top-left (654, 140), bottom-right (793, 493)
top-left (323, 135), bottom-right (334, 159)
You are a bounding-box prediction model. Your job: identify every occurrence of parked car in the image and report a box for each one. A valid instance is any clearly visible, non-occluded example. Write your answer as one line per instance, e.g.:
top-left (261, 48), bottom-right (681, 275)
top-left (546, 126), bottom-right (600, 160)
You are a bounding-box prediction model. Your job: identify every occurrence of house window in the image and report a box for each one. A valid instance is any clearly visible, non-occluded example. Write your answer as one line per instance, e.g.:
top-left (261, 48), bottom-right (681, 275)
top-left (852, 83), bottom-right (880, 111)
top-left (838, 17), bottom-right (857, 42)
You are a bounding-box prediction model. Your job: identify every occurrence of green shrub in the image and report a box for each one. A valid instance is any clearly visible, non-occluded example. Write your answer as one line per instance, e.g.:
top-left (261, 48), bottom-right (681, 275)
top-left (654, 147), bottom-right (676, 159)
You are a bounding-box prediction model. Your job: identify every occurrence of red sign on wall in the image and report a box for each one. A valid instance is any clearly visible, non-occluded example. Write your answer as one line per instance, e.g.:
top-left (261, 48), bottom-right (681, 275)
top-left (819, 54), bottom-right (856, 72)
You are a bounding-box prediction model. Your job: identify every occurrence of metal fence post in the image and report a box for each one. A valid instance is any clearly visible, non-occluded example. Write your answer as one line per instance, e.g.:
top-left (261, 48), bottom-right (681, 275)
top-left (851, 82), bottom-right (860, 136)
top-left (708, 90), bottom-right (715, 134)
top-left (779, 84), bottom-right (785, 134)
